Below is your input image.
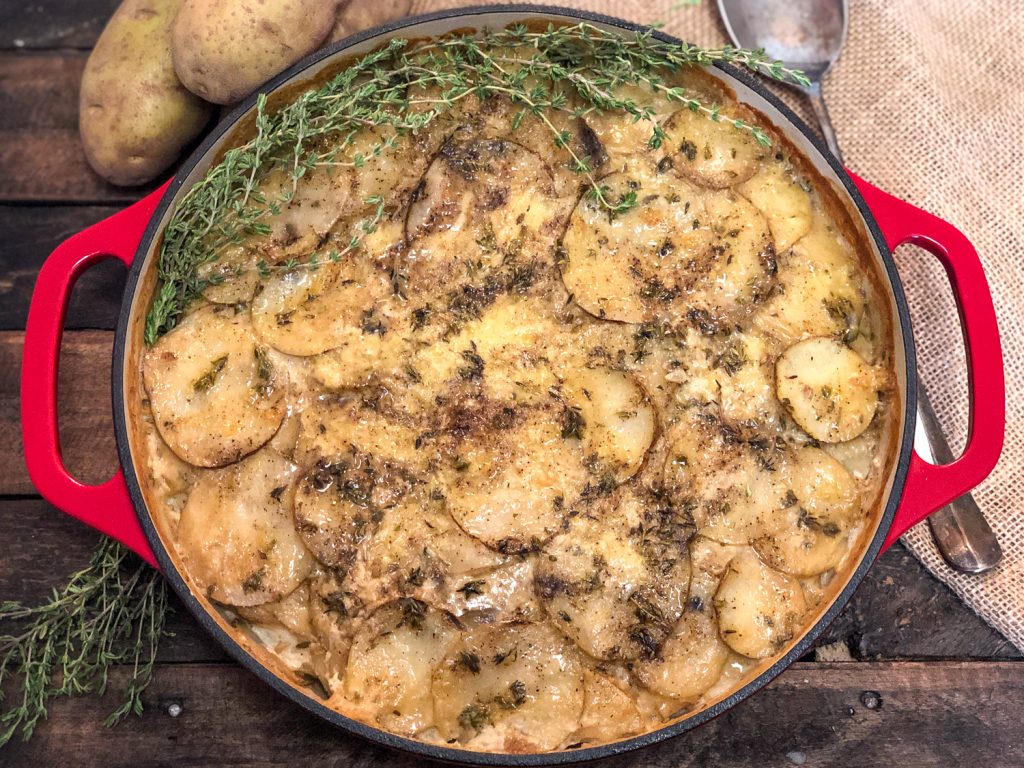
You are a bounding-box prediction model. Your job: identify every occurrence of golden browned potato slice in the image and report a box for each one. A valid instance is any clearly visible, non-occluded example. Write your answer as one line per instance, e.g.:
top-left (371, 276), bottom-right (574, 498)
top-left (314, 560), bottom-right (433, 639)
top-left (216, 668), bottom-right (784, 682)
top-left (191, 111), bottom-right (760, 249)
top-left (572, 669), bottom-right (642, 744)
top-left (634, 610), bottom-right (730, 701)
top-left (250, 248), bottom-right (395, 358)
top-left (176, 449), bottom-right (312, 607)
top-left (776, 337), bottom-right (885, 443)
top-left (294, 394), bottom-right (425, 471)
top-left (562, 365), bottom-right (656, 483)
top-left (343, 599), bottom-right (460, 735)
top-left (443, 402), bottom-right (589, 554)
top-left (754, 214), bottom-right (865, 345)
top-left (754, 447), bottom-right (861, 576)
top-left (432, 622), bottom-right (586, 751)
top-left (143, 305), bottom-right (286, 467)
top-left (578, 83), bottom-right (677, 162)
top-left (535, 487), bottom-right (691, 661)
top-left (401, 138), bottom-right (561, 298)
top-left (663, 409), bottom-right (782, 545)
top-left (711, 332), bottom-right (781, 437)
top-left (738, 162), bottom-right (813, 253)
top-left (560, 166), bottom-right (775, 329)
top-left (714, 549), bottom-right (808, 658)
top-left (559, 165), bottom-right (710, 324)
top-left (199, 243), bottom-right (261, 304)
top-left (292, 453), bottom-right (411, 570)
top-left (662, 107), bottom-right (765, 188)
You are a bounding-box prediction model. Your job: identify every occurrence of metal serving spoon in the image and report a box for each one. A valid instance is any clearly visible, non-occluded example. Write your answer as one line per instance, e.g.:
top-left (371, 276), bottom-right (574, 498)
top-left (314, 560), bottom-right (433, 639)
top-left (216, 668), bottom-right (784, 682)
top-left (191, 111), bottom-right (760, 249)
top-left (717, 0), bottom-right (1003, 573)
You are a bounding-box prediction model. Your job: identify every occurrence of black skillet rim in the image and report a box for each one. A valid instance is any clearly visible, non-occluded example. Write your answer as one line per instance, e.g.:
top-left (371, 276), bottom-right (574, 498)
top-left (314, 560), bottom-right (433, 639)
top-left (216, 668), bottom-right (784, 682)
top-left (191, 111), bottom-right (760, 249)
top-left (112, 5), bottom-right (917, 765)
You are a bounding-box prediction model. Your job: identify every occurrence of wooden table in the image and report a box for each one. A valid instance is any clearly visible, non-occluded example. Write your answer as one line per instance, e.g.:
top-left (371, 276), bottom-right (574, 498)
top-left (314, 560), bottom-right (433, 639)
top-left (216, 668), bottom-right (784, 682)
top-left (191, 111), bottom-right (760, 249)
top-left (1, 3), bottom-right (1021, 765)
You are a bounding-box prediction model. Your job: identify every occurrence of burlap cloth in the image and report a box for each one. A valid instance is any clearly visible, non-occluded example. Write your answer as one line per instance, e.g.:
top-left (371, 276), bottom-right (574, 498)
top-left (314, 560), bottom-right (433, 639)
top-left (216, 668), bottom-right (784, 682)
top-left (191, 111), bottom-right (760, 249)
top-left (402, 0), bottom-right (1024, 650)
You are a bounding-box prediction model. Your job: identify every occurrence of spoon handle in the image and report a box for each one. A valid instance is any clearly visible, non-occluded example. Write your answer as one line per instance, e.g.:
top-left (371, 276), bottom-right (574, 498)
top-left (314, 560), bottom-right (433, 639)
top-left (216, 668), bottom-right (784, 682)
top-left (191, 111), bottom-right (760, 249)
top-left (805, 80), bottom-right (844, 162)
top-left (805, 81), bottom-right (1001, 573)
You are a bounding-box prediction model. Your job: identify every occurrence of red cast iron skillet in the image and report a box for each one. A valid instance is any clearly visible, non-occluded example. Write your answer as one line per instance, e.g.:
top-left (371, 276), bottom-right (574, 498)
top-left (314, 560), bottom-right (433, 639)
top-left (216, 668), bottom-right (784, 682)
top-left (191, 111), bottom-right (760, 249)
top-left (20, 5), bottom-right (1005, 765)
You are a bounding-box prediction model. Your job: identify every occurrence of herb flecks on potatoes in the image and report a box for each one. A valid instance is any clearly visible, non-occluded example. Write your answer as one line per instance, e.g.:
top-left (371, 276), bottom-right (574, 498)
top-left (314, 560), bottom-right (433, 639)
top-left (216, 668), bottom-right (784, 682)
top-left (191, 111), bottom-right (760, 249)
top-left (79, 0), bottom-right (212, 186)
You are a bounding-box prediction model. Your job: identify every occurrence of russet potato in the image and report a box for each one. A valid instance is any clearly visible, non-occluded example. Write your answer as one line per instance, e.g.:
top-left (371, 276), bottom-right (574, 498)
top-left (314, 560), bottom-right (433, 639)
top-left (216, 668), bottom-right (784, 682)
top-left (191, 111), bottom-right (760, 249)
top-left (79, 0), bottom-right (212, 186)
top-left (172, 0), bottom-right (339, 105)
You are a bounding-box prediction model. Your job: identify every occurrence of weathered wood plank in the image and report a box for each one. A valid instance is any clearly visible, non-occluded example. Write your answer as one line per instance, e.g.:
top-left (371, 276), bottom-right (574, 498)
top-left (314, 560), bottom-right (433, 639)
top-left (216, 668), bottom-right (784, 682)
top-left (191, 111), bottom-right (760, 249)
top-left (1, 661), bottom-right (1021, 767)
top-left (0, 206), bottom-right (126, 330)
top-left (0, 331), bottom-right (118, 494)
top-left (0, 499), bottom-right (228, 663)
top-left (1, 328), bottom-right (1018, 660)
top-left (0, 1), bottom-right (120, 50)
top-left (0, 52), bottom-right (157, 203)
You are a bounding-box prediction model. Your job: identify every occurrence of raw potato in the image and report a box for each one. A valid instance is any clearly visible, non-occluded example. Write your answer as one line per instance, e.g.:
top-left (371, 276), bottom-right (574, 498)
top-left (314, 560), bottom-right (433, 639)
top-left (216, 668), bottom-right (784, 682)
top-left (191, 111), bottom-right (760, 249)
top-left (172, 0), bottom-right (339, 105)
top-left (776, 337), bottom-right (884, 443)
top-left (142, 305), bottom-right (286, 467)
top-left (80, 0), bottom-right (212, 186)
top-left (177, 449), bottom-right (313, 606)
top-left (714, 549), bottom-right (807, 658)
top-left (330, 0), bottom-right (413, 43)
top-left (662, 107), bottom-right (764, 188)
top-left (432, 623), bottom-right (586, 752)
top-left (343, 600), bottom-right (459, 735)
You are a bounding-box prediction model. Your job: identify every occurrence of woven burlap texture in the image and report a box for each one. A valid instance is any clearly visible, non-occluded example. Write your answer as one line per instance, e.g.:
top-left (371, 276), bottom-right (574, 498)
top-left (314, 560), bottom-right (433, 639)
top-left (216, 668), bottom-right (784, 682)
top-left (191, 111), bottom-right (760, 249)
top-left (404, 0), bottom-right (1024, 651)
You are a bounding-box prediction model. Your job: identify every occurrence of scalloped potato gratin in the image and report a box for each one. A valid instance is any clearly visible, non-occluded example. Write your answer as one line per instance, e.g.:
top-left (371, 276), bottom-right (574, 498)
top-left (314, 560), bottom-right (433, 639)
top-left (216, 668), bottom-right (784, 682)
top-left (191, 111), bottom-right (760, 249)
top-left (135, 57), bottom-right (896, 754)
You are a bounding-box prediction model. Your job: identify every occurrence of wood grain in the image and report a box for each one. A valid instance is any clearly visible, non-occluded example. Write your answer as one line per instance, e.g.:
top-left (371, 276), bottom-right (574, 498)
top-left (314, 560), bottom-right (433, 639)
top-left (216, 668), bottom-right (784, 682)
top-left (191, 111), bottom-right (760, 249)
top-left (1, 661), bottom-right (1021, 767)
top-left (0, 206), bottom-right (126, 330)
top-left (0, 499), bottom-right (228, 663)
top-left (0, 1), bottom-right (120, 50)
top-left (0, 52), bottom-right (157, 203)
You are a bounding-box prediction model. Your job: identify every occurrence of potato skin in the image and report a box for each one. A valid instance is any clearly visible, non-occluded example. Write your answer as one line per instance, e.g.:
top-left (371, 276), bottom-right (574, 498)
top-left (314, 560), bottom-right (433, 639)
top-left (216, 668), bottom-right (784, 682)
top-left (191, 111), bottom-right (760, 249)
top-left (329, 0), bottom-right (412, 43)
top-left (173, 0), bottom-right (338, 105)
top-left (80, 0), bottom-right (212, 186)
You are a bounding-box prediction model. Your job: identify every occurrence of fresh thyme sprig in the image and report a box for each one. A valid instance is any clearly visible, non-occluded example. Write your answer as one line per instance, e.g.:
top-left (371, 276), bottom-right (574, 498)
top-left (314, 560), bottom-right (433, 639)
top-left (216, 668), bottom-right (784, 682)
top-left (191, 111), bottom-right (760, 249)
top-left (0, 539), bottom-right (167, 746)
top-left (145, 22), bottom-right (807, 344)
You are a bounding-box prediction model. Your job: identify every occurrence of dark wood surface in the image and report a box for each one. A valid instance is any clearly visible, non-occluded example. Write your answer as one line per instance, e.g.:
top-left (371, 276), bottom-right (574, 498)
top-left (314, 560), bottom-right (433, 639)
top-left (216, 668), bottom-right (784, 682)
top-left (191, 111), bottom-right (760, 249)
top-left (0, 4), bottom-right (1020, 765)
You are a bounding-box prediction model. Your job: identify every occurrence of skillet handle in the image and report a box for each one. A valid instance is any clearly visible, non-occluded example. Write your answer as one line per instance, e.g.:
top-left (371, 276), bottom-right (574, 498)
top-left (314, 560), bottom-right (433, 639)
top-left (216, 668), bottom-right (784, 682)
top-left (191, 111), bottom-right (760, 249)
top-left (21, 183), bottom-right (171, 568)
top-left (848, 172), bottom-right (1005, 550)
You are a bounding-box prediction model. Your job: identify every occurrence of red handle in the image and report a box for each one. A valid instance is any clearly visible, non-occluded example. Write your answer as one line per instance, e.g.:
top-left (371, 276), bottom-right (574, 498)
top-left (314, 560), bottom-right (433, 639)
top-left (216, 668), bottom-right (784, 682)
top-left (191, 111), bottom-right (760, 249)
top-left (21, 182), bottom-right (171, 569)
top-left (849, 172), bottom-right (1005, 550)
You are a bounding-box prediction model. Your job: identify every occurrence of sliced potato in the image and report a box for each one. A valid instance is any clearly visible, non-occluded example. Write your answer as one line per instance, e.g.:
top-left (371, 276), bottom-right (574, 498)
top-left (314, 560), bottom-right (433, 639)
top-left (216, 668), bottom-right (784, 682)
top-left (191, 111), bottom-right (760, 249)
top-left (250, 249), bottom-right (395, 358)
top-left (714, 549), bottom-right (807, 658)
top-left (559, 166), bottom-right (775, 329)
top-left (432, 622), bottom-right (586, 751)
top-left (562, 366), bottom-right (656, 482)
top-left (634, 610), bottom-right (730, 701)
top-left (559, 165), bottom-right (710, 324)
top-left (776, 337), bottom-right (885, 442)
top-left (199, 243), bottom-right (261, 304)
top-left (754, 214), bottom-right (865, 345)
top-left (536, 487), bottom-right (691, 661)
top-left (573, 669), bottom-right (642, 743)
top-left (343, 599), bottom-right (460, 735)
top-left (754, 447), bottom-right (860, 576)
top-left (443, 402), bottom-right (589, 554)
top-left (177, 449), bottom-right (312, 606)
top-left (662, 107), bottom-right (764, 188)
top-left (294, 395), bottom-right (425, 471)
top-left (712, 332), bottom-right (781, 437)
top-left (663, 409), bottom-right (782, 545)
top-left (293, 453), bottom-right (411, 570)
top-left (143, 305), bottom-right (286, 467)
top-left (401, 138), bottom-right (560, 298)
top-left (738, 163), bottom-right (813, 253)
